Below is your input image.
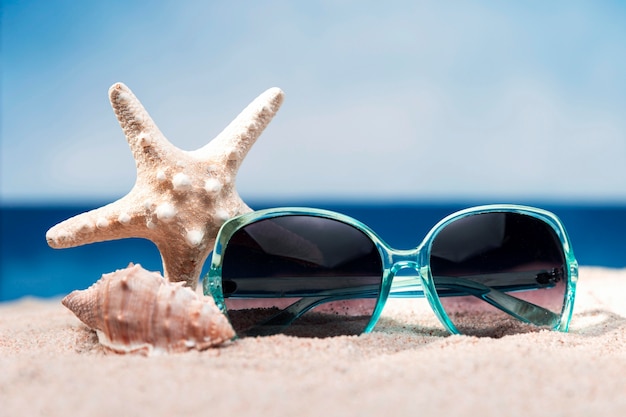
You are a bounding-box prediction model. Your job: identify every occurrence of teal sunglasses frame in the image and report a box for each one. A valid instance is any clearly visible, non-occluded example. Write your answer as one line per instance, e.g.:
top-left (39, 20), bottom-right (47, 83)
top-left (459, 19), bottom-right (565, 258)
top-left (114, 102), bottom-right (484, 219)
top-left (204, 204), bottom-right (579, 336)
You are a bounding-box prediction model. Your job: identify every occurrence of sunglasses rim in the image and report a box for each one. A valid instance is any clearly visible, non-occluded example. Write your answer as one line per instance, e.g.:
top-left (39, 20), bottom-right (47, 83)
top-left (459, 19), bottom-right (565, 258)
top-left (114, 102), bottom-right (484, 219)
top-left (204, 204), bottom-right (578, 337)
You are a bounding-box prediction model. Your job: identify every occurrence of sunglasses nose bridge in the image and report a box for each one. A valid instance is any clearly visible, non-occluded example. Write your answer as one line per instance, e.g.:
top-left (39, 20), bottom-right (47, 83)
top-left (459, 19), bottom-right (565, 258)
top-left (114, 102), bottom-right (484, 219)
top-left (387, 258), bottom-right (426, 298)
top-left (390, 260), bottom-right (419, 274)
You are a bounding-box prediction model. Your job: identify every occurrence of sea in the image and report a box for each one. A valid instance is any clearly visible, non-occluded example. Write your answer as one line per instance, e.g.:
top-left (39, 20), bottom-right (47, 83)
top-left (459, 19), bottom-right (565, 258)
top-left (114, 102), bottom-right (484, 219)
top-left (2, 201), bottom-right (625, 302)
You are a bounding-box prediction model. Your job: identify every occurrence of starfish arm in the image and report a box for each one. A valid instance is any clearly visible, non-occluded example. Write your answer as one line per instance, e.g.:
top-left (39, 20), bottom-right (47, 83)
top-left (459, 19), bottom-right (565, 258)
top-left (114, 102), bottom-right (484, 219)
top-left (195, 87), bottom-right (284, 169)
top-left (46, 195), bottom-right (148, 249)
top-left (235, 198), bottom-right (253, 215)
top-left (156, 239), bottom-right (212, 288)
top-left (109, 83), bottom-right (179, 166)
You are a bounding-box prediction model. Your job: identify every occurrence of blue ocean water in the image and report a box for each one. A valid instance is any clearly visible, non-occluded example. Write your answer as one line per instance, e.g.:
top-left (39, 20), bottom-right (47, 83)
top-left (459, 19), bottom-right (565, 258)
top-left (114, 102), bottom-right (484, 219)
top-left (1, 202), bottom-right (625, 302)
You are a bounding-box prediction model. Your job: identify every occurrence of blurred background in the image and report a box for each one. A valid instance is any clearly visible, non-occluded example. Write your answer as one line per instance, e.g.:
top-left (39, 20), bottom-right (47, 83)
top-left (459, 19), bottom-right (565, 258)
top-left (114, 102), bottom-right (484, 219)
top-left (2, 1), bottom-right (625, 301)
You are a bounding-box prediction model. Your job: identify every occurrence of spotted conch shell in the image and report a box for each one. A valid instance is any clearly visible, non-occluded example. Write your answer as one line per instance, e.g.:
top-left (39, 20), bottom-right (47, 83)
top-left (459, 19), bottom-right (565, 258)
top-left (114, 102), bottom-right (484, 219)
top-left (62, 264), bottom-right (235, 355)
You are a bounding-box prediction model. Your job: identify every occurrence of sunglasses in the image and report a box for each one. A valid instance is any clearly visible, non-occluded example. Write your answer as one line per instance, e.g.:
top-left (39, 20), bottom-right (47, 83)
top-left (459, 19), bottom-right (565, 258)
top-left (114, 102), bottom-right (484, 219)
top-left (203, 205), bottom-right (578, 338)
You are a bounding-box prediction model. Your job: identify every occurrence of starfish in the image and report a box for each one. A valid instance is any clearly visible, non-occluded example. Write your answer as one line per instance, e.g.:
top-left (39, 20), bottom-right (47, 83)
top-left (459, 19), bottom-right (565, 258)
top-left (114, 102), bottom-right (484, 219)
top-left (46, 82), bottom-right (284, 289)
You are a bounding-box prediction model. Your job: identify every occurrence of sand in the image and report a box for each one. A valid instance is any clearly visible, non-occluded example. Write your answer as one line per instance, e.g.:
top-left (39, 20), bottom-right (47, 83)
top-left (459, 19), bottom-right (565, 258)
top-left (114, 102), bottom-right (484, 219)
top-left (1, 266), bottom-right (624, 417)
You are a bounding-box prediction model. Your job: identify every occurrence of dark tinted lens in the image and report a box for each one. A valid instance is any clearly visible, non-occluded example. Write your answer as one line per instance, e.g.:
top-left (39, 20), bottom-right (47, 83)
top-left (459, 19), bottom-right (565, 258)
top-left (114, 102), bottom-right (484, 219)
top-left (430, 212), bottom-right (567, 337)
top-left (221, 215), bottom-right (383, 337)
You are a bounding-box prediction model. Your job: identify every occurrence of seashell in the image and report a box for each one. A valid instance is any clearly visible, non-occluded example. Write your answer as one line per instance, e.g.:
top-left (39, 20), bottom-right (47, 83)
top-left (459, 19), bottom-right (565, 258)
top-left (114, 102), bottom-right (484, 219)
top-left (62, 263), bottom-right (235, 355)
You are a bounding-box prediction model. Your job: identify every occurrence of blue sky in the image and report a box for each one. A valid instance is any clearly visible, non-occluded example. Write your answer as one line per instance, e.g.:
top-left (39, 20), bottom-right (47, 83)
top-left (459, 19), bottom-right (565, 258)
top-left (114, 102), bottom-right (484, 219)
top-left (2, 0), bottom-right (626, 204)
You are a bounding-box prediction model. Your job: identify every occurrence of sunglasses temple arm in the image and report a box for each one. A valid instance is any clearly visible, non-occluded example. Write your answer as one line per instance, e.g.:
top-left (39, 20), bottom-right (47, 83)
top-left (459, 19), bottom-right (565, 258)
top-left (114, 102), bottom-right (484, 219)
top-left (433, 277), bottom-right (561, 328)
top-left (241, 287), bottom-right (380, 336)
top-left (388, 275), bottom-right (560, 327)
top-left (241, 297), bottom-right (326, 337)
top-left (481, 288), bottom-right (560, 327)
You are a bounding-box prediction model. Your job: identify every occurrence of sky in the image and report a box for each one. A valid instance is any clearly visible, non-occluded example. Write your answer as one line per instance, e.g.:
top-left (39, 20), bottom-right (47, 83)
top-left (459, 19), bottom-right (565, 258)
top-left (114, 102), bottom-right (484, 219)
top-left (2, 0), bottom-right (626, 204)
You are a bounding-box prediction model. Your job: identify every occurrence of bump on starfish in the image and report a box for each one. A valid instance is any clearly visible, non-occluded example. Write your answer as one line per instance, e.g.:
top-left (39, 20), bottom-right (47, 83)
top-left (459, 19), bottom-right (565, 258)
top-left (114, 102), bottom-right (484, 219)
top-left (46, 82), bottom-right (284, 289)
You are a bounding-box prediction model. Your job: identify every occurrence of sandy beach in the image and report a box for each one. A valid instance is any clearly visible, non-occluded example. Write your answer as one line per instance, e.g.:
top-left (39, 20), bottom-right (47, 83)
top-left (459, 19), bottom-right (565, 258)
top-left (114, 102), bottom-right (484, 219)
top-left (1, 266), bottom-right (624, 417)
